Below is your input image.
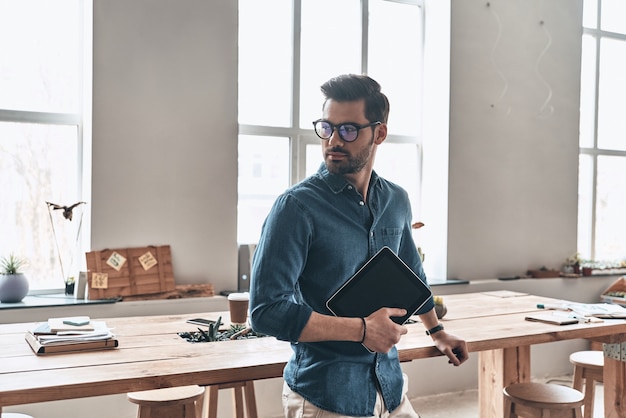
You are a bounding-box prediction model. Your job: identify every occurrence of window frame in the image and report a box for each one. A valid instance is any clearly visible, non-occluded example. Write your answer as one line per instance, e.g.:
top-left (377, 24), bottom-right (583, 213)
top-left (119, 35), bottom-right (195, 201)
top-left (579, 0), bottom-right (626, 261)
top-left (0, 1), bottom-right (92, 293)
top-left (237, 0), bottom-right (425, 228)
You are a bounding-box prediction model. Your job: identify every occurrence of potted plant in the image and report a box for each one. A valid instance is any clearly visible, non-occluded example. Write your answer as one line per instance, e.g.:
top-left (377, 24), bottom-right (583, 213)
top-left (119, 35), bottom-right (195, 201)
top-left (434, 295), bottom-right (447, 319)
top-left (0, 253), bottom-right (29, 303)
top-left (65, 276), bottom-right (76, 296)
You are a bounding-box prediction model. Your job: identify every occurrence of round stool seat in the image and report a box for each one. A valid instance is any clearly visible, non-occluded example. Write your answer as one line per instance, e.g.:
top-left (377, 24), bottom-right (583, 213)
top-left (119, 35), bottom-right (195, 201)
top-left (127, 386), bottom-right (205, 418)
top-left (127, 385), bottom-right (205, 406)
top-left (569, 350), bottom-right (604, 418)
top-left (569, 350), bottom-right (603, 370)
top-left (504, 382), bottom-right (584, 418)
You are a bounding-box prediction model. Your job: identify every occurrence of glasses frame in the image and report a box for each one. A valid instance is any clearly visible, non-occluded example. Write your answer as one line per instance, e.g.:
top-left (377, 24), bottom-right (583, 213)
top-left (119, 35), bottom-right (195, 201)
top-left (312, 119), bottom-right (382, 142)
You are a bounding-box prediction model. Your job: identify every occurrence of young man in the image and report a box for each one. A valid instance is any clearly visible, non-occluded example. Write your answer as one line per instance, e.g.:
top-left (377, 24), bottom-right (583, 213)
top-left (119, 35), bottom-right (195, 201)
top-left (249, 74), bottom-right (468, 418)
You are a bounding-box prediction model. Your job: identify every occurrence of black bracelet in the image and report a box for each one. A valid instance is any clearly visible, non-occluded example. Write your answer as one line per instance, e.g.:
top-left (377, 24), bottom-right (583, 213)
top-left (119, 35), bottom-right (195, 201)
top-left (359, 317), bottom-right (367, 343)
top-left (425, 323), bottom-right (444, 336)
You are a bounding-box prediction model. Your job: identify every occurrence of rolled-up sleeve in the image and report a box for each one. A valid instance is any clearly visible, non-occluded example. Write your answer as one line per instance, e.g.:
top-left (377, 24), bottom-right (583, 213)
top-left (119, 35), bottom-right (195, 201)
top-left (249, 193), bottom-right (314, 342)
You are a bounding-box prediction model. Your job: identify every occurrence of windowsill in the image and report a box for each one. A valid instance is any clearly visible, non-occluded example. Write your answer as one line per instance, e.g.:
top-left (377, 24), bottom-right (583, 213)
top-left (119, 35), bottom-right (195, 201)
top-left (429, 278), bottom-right (470, 286)
top-left (0, 294), bottom-right (230, 324)
top-left (0, 294), bottom-right (119, 310)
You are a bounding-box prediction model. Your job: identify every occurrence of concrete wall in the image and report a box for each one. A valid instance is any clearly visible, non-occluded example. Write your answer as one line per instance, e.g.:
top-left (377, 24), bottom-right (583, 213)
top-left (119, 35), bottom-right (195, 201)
top-left (91, 0), bottom-right (239, 292)
top-left (447, 0), bottom-right (583, 280)
top-left (89, 0), bottom-right (585, 292)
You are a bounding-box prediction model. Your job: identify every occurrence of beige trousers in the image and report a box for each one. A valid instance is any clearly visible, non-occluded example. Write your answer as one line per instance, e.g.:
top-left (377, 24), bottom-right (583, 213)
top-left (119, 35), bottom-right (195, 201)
top-left (282, 374), bottom-right (420, 418)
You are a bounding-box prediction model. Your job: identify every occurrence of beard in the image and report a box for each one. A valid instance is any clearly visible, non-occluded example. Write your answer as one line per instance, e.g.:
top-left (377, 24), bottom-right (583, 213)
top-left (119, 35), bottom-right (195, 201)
top-left (324, 136), bottom-right (374, 175)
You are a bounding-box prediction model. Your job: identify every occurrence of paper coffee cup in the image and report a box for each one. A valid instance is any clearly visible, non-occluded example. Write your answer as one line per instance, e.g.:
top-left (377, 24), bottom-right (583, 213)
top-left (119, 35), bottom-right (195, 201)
top-left (228, 292), bottom-right (249, 325)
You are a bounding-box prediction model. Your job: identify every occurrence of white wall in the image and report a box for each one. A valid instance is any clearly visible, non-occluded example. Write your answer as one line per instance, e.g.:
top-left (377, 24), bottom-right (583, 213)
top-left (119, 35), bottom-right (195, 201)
top-left (447, 0), bottom-right (583, 280)
top-left (91, 0), bottom-right (239, 292)
top-left (89, 0), bottom-right (584, 288)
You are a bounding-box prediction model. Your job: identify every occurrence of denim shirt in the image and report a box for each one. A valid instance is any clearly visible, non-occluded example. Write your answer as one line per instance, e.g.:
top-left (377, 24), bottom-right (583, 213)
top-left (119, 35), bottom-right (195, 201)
top-left (249, 164), bottom-right (434, 417)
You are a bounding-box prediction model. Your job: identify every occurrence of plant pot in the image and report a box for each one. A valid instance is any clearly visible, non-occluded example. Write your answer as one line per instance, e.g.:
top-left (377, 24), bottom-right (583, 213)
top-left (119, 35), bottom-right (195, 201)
top-left (0, 273), bottom-right (29, 303)
top-left (65, 282), bottom-right (75, 296)
top-left (435, 303), bottom-right (447, 319)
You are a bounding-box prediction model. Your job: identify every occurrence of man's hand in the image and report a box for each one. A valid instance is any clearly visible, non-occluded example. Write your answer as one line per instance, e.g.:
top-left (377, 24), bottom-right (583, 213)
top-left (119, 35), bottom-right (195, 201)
top-left (431, 331), bottom-right (469, 366)
top-left (362, 308), bottom-right (408, 353)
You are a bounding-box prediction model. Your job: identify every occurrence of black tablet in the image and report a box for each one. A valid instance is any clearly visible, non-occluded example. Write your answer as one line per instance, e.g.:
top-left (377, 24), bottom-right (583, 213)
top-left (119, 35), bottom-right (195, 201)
top-left (326, 246), bottom-right (432, 325)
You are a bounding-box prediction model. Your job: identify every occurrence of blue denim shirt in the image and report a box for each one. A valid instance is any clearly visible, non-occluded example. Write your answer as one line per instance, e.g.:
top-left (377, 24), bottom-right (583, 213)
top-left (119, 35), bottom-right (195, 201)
top-left (249, 165), bottom-right (434, 417)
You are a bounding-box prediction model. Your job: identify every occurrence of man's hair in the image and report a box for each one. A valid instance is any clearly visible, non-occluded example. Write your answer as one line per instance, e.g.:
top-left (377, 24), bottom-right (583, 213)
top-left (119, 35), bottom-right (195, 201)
top-left (320, 74), bottom-right (390, 124)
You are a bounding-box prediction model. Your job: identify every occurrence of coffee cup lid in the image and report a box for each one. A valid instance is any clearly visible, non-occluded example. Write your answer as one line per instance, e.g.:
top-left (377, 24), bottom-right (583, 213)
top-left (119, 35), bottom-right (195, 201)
top-left (227, 292), bottom-right (249, 301)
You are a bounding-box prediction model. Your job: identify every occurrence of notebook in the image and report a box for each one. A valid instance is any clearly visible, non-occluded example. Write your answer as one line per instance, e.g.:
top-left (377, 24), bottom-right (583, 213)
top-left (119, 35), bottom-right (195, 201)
top-left (326, 246), bottom-right (432, 325)
top-left (525, 313), bottom-right (580, 325)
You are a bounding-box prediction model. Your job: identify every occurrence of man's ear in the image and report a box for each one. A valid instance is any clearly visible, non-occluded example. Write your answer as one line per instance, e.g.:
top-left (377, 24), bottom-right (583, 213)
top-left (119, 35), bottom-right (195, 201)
top-left (374, 123), bottom-right (388, 145)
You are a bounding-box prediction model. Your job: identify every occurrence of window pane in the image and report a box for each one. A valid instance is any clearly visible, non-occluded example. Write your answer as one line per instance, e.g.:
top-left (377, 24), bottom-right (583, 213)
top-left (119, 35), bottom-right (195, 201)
top-left (600, 0), bottom-right (626, 34)
top-left (375, 143), bottom-right (421, 218)
top-left (299, 0), bottom-right (361, 128)
top-left (237, 135), bottom-right (290, 243)
top-left (369, 0), bottom-right (422, 136)
top-left (579, 35), bottom-right (596, 148)
top-left (597, 38), bottom-right (626, 151)
top-left (305, 143), bottom-right (322, 176)
top-left (0, 0), bottom-right (81, 113)
top-left (582, 0), bottom-right (598, 29)
top-left (594, 156), bottom-right (626, 261)
top-left (238, 0), bottom-right (293, 127)
top-left (0, 122), bottom-right (82, 289)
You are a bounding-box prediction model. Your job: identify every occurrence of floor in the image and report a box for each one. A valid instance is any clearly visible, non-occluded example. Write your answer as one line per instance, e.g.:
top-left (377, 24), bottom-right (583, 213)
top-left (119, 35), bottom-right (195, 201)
top-left (412, 375), bottom-right (604, 418)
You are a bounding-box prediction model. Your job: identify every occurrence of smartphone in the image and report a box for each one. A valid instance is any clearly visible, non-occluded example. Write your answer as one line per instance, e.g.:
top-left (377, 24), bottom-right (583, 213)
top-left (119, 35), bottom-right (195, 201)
top-left (186, 318), bottom-right (216, 327)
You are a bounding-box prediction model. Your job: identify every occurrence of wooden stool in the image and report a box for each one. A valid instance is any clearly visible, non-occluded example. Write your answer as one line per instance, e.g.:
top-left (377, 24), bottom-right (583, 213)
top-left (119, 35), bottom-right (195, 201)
top-left (570, 350), bottom-right (604, 418)
top-left (503, 382), bottom-right (584, 418)
top-left (127, 385), bottom-right (205, 418)
top-left (206, 381), bottom-right (258, 418)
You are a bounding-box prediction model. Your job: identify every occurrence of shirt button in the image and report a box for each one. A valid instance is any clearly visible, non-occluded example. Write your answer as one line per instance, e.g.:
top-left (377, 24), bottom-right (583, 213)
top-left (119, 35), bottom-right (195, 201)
top-left (347, 185), bottom-right (353, 190)
top-left (359, 201), bottom-right (364, 206)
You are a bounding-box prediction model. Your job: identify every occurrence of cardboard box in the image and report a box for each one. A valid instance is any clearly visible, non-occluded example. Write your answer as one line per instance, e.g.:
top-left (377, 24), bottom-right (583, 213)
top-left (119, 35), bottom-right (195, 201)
top-left (85, 245), bottom-right (175, 300)
top-left (601, 277), bottom-right (626, 306)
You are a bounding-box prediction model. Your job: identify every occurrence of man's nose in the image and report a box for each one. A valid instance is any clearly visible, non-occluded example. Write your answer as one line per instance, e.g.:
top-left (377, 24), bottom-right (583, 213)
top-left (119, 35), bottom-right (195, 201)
top-left (327, 128), bottom-right (344, 146)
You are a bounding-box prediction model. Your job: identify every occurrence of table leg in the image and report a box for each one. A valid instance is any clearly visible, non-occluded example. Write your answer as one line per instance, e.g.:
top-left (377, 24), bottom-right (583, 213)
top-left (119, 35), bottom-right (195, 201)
top-left (603, 354), bottom-right (626, 417)
top-left (479, 346), bottom-right (531, 418)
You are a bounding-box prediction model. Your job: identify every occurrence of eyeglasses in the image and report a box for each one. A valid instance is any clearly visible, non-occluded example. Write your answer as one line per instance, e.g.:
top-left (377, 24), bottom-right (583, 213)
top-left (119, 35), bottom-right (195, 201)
top-left (312, 119), bottom-right (381, 142)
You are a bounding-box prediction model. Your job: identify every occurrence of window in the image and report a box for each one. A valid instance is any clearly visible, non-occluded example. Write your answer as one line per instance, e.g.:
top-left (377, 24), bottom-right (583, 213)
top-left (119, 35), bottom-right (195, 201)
top-left (578, 0), bottom-right (626, 265)
top-left (238, 0), bottom-right (425, 249)
top-left (0, 0), bottom-right (91, 291)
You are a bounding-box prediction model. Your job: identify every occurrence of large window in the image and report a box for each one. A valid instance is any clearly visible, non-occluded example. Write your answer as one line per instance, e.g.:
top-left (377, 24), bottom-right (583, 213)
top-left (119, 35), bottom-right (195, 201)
top-left (0, 0), bottom-right (91, 291)
top-left (238, 0), bottom-right (425, 247)
top-left (578, 0), bottom-right (626, 265)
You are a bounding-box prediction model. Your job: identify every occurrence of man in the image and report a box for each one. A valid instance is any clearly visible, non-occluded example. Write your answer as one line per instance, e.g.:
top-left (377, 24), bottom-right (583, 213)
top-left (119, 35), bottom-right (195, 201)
top-left (249, 74), bottom-right (468, 418)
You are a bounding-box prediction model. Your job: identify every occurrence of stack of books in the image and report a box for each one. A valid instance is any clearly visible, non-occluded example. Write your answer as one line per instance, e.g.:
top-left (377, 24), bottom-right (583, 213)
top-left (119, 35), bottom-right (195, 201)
top-left (25, 316), bottom-right (118, 355)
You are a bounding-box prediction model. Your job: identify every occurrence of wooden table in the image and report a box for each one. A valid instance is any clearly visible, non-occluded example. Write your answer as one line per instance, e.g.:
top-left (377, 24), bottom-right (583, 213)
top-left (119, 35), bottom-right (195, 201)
top-left (1, 292), bottom-right (626, 417)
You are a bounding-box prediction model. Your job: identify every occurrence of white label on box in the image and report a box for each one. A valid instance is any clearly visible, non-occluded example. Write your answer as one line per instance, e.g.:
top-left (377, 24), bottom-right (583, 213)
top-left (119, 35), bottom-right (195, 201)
top-left (92, 272), bottom-right (109, 289)
top-left (138, 251), bottom-right (158, 271)
top-left (106, 251), bottom-right (126, 271)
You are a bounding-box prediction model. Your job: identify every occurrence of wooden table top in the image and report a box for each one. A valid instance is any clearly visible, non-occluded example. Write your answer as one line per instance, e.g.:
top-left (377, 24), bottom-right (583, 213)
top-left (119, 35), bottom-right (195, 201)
top-left (1, 292), bottom-right (625, 408)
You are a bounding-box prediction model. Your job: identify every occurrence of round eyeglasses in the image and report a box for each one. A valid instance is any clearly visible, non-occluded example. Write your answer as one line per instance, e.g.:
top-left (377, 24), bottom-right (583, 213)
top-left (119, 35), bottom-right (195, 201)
top-left (312, 119), bottom-right (382, 142)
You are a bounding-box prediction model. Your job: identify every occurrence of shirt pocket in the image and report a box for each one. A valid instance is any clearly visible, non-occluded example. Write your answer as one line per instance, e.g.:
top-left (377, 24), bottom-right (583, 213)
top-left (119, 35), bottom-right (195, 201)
top-left (381, 227), bottom-right (402, 251)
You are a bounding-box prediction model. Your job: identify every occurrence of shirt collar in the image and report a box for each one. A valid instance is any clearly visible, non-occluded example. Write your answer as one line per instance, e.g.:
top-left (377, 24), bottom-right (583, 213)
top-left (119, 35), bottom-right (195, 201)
top-left (317, 163), bottom-right (381, 195)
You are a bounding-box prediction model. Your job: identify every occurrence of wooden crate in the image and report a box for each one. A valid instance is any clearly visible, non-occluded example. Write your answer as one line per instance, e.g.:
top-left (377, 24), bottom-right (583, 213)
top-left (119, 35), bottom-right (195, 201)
top-left (85, 245), bottom-right (175, 300)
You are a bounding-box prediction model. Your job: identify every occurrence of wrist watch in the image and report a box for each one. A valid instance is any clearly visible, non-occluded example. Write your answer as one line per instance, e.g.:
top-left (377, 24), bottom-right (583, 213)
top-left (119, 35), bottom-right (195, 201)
top-left (425, 323), bottom-right (444, 336)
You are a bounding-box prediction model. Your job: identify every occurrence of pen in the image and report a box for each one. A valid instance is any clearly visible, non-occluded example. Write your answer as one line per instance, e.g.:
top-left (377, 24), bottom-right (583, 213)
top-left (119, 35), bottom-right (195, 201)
top-left (536, 303), bottom-right (571, 311)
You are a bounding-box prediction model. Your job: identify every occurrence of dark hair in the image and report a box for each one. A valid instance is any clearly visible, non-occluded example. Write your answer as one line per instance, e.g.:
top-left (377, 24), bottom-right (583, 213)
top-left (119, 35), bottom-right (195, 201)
top-left (320, 74), bottom-right (390, 124)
